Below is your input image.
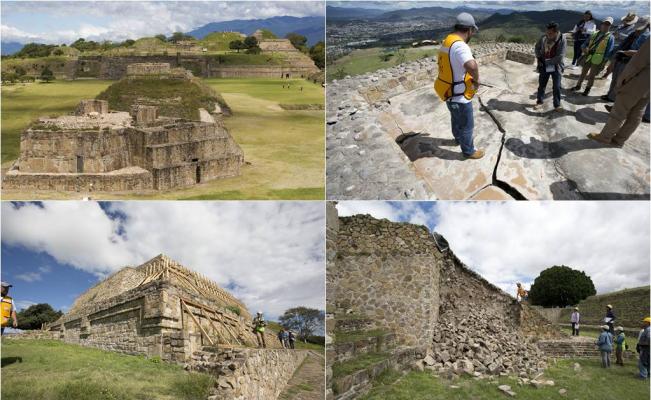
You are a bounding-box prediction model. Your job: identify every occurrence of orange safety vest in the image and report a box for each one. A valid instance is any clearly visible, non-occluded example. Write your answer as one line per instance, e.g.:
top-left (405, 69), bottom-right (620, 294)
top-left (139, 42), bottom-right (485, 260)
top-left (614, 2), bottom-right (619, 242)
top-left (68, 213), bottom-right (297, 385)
top-left (434, 33), bottom-right (476, 101)
top-left (1, 296), bottom-right (13, 327)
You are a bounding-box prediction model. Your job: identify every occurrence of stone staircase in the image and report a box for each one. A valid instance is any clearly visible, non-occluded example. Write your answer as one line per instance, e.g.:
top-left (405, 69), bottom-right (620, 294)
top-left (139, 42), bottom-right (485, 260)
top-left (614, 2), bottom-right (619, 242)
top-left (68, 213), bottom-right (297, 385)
top-left (329, 315), bottom-right (423, 400)
top-left (536, 337), bottom-right (636, 359)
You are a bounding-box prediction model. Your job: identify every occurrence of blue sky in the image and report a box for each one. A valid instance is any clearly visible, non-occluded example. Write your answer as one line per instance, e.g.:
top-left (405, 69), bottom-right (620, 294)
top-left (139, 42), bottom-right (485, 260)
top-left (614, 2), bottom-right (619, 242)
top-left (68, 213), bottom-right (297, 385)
top-left (1, 201), bottom-right (325, 321)
top-left (336, 201), bottom-right (650, 297)
top-left (330, 1), bottom-right (650, 19)
top-left (1, 1), bottom-right (324, 44)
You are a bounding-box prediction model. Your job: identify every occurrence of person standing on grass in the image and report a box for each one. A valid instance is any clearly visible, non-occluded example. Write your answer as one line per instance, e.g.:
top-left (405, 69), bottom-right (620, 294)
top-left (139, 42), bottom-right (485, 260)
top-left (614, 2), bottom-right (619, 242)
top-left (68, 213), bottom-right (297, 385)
top-left (614, 327), bottom-right (627, 366)
top-left (534, 22), bottom-right (566, 111)
top-left (570, 307), bottom-right (580, 336)
top-left (596, 324), bottom-right (614, 368)
top-left (1, 282), bottom-right (18, 335)
top-left (637, 317), bottom-right (650, 379)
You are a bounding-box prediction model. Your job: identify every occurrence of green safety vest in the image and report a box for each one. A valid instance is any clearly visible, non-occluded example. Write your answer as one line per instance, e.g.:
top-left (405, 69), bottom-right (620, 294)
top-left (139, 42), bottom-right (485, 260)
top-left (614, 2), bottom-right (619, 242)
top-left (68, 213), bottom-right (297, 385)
top-left (585, 32), bottom-right (611, 65)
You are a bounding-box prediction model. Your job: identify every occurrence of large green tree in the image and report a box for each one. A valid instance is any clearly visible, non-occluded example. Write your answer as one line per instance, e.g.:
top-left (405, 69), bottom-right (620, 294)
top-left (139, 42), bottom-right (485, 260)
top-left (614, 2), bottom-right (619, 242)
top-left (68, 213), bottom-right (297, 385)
top-left (40, 66), bottom-right (55, 83)
top-left (286, 33), bottom-right (308, 52)
top-left (16, 303), bottom-right (63, 330)
top-left (529, 265), bottom-right (596, 307)
top-left (279, 307), bottom-right (324, 341)
top-left (309, 41), bottom-right (325, 69)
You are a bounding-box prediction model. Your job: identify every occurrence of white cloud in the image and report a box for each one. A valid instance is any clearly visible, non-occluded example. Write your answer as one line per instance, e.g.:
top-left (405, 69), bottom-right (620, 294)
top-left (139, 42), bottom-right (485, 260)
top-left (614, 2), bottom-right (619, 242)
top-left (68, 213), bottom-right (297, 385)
top-left (1, 1), bottom-right (324, 45)
top-left (336, 201), bottom-right (650, 296)
top-left (14, 299), bottom-right (37, 311)
top-left (15, 265), bottom-right (52, 283)
top-left (1, 202), bottom-right (325, 319)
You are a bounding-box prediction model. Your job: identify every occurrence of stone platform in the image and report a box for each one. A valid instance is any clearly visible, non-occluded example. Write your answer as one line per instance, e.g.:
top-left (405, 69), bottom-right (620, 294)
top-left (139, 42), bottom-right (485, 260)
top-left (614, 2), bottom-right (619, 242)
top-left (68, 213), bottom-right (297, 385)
top-left (326, 43), bottom-right (650, 200)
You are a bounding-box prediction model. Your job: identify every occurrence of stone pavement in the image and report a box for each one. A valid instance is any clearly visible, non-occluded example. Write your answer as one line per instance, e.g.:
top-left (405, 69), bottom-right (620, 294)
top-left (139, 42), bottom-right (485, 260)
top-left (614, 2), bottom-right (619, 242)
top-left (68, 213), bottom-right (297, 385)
top-left (326, 44), bottom-right (650, 200)
top-left (278, 351), bottom-right (326, 400)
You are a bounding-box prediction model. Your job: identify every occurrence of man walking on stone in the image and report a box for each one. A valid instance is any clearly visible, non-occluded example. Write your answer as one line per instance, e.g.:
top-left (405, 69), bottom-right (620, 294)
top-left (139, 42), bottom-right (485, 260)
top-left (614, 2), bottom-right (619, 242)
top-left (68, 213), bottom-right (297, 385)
top-left (588, 39), bottom-right (649, 147)
top-left (572, 17), bottom-right (615, 96)
top-left (434, 12), bottom-right (484, 159)
top-left (252, 311), bottom-right (267, 348)
top-left (570, 307), bottom-right (580, 336)
top-left (534, 22), bottom-right (566, 111)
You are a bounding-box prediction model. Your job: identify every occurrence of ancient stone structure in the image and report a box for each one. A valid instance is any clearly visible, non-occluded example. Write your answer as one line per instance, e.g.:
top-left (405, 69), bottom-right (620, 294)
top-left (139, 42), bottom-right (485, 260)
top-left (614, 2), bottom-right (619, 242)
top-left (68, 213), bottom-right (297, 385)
top-left (3, 97), bottom-right (243, 192)
top-left (326, 203), bottom-right (561, 399)
top-left (326, 42), bottom-right (650, 200)
top-left (42, 254), bottom-right (310, 400)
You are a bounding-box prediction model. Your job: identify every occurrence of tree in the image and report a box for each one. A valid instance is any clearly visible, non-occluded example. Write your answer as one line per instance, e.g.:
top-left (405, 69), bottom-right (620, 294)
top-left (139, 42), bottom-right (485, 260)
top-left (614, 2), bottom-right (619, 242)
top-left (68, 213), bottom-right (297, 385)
top-left (258, 28), bottom-right (277, 39)
top-left (13, 43), bottom-right (55, 58)
top-left (529, 265), bottom-right (596, 307)
top-left (229, 40), bottom-right (245, 53)
top-left (16, 303), bottom-right (63, 330)
top-left (2, 71), bottom-right (19, 83)
top-left (279, 307), bottom-right (324, 341)
top-left (52, 48), bottom-right (64, 56)
top-left (331, 66), bottom-right (348, 80)
top-left (286, 33), bottom-right (308, 51)
top-left (246, 46), bottom-right (262, 55)
top-left (154, 34), bottom-right (167, 42)
top-left (309, 41), bottom-right (325, 69)
top-left (168, 32), bottom-right (194, 43)
top-left (243, 36), bottom-right (259, 49)
top-left (40, 66), bottom-right (55, 83)
top-left (123, 39), bottom-right (136, 47)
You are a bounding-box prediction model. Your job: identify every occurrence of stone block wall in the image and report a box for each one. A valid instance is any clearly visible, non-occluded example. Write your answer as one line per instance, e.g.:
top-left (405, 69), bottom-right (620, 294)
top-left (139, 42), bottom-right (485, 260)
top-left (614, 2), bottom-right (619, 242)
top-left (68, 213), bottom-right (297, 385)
top-left (75, 99), bottom-right (109, 115)
top-left (191, 348), bottom-right (307, 400)
top-left (126, 62), bottom-right (171, 77)
top-left (331, 214), bottom-right (442, 347)
top-left (1, 168), bottom-right (154, 192)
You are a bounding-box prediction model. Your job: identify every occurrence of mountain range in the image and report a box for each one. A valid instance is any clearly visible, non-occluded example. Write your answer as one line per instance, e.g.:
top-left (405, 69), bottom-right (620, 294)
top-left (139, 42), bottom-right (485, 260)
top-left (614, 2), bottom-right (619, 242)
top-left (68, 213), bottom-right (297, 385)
top-left (187, 16), bottom-right (324, 46)
top-left (326, 5), bottom-right (514, 22)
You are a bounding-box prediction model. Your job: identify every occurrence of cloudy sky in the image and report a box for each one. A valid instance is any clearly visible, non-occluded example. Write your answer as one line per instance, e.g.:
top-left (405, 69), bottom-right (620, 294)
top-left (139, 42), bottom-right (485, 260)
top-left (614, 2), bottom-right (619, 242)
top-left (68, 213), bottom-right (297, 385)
top-left (336, 201), bottom-right (650, 297)
top-left (1, 201), bottom-right (325, 320)
top-left (331, 1), bottom-right (650, 19)
top-left (1, 1), bottom-right (324, 45)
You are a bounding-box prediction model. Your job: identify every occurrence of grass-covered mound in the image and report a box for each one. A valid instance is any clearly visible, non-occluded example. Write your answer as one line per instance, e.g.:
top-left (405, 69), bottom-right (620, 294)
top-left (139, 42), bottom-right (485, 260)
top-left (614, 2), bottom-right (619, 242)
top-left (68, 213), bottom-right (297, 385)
top-left (199, 32), bottom-right (246, 52)
top-left (1, 339), bottom-right (214, 400)
top-left (96, 76), bottom-right (230, 121)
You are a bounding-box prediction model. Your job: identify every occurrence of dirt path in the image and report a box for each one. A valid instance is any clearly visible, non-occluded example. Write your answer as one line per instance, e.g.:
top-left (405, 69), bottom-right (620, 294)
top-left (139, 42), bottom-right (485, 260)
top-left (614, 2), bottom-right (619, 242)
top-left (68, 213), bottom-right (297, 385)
top-left (278, 351), bottom-right (325, 400)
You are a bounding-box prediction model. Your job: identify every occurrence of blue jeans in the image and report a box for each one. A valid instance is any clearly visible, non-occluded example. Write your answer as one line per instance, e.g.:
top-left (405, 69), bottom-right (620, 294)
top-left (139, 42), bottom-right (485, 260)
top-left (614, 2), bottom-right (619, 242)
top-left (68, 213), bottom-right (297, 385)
top-left (537, 69), bottom-right (562, 108)
top-left (573, 38), bottom-right (586, 65)
top-left (644, 103), bottom-right (650, 121)
top-left (446, 101), bottom-right (475, 156)
top-left (640, 348), bottom-right (650, 378)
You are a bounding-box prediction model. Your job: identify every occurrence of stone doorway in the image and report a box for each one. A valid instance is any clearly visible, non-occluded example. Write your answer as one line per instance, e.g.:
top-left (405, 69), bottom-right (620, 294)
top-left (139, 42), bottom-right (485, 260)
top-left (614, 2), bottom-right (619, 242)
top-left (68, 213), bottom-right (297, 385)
top-left (76, 155), bottom-right (84, 173)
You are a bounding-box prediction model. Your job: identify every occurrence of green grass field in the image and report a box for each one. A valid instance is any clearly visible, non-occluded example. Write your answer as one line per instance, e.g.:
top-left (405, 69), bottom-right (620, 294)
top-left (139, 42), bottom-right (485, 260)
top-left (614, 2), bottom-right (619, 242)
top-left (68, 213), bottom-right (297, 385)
top-left (0, 77), bottom-right (324, 200)
top-left (327, 47), bottom-right (437, 81)
top-left (1, 339), bottom-right (214, 400)
top-left (360, 358), bottom-right (649, 400)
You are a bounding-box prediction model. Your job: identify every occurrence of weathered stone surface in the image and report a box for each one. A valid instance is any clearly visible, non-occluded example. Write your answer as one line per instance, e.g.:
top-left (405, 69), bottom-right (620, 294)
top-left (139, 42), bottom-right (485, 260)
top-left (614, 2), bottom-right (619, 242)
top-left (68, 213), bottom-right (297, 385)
top-left (327, 42), bottom-right (650, 200)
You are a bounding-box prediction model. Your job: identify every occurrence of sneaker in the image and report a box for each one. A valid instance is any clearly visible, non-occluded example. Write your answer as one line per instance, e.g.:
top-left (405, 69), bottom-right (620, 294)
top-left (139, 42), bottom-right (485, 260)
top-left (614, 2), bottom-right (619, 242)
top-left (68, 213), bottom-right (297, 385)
top-left (533, 102), bottom-right (544, 110)
top-left (600, 95), bottom-right (613, 102)
top-left (554, 106), bottom-right (563, 112)
top-left (587, 133), bottom-right (613, 145)
top-left (464, 149), bottom-right (485, 159)
top-left (604, 105), bottom-right (613, 113)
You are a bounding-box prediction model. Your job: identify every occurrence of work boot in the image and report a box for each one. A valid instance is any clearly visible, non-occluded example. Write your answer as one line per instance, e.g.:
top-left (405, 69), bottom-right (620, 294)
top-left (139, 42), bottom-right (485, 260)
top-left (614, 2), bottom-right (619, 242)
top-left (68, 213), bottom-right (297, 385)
top-left (601, 95), bottom-right (613, 102)
top-left (587, 133), bottom-right (613, 145)
top-left (604, 105), bottom-right (613, 113)
top-left (582, 87), bottom-right (591, 96)
top-left (465, 149), bottom-right (485, 159)
top-left (571, 84), bottom-right (581, 91)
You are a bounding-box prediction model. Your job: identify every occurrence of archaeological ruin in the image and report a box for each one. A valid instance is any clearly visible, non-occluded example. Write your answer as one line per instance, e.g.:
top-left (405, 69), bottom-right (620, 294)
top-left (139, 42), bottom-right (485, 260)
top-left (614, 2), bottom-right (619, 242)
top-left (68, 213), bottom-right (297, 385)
top-left (41, 254), bottom-right (312, 400)
top-left (3, 37), bottom-right (319, 80)
top-left (2, 64), bottom-right (243, 193)
top-left (326, 203), bottom-right (605, 400)
top-left (326, 42), bottom-right (650, 200)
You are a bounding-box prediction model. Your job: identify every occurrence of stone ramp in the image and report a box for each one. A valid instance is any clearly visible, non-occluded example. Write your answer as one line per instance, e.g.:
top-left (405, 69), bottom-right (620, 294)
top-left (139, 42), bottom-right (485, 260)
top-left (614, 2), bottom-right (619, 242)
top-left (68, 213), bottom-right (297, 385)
top-left (278, 351), bottom-right (326, 400)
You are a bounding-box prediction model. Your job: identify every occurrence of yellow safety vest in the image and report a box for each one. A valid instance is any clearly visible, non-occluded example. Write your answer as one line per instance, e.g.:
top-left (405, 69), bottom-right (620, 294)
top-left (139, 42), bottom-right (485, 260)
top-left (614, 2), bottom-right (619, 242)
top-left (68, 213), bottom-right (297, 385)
top-left (585, 32), bottom-right (611, 65)
top-left (1, 296), bottom-right (13, 327)
top-left (434, 33), bottom-right (476, 101)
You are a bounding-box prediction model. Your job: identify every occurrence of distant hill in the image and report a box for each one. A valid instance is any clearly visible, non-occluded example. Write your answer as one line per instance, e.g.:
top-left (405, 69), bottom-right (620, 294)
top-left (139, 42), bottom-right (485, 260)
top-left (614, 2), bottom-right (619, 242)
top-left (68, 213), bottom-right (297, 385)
top-left (478, 9), bottom-right (592, 42)
top-left (187, 16), bottom-right (324, 46)
top-left (373, 6), bottom-right (494, 22)
top-left (326, 6), bottom-right (386, 21)
top-left (1, 42), bottom-right (24, 56)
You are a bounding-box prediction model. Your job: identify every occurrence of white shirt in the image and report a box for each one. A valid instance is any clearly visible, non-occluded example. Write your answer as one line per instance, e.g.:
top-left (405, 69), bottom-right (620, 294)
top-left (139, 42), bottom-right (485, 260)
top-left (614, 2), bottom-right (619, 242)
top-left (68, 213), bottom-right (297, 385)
top-left (448, 40), bottom-right (474, 104)
top-left (573, 20), bottom-right (597, 36)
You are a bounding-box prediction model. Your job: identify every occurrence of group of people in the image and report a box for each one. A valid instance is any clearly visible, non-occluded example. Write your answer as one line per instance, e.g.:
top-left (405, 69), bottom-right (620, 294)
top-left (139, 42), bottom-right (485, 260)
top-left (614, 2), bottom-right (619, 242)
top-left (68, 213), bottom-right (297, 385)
top-left (536, 10), bottom-right (650, 147)
top-left (435, 10), bottom-right (650, 159)
top-left (251, 311), bottom-right (297, 349)
top-left (571, 304), bottom-right (650, 380)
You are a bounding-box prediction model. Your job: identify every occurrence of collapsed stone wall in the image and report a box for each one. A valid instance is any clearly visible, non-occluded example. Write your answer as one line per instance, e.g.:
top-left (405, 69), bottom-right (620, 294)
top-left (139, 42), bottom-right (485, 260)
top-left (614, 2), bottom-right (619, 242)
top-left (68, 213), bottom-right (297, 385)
top-left (192, 348), bottom-right (308, 400)
top-left (328, 209), bottom-right (561, 380)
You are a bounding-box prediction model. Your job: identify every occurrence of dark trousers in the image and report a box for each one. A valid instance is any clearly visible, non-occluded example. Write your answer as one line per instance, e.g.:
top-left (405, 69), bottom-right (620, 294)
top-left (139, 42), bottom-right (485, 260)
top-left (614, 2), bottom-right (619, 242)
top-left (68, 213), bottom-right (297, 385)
top-left (573, 38), bottom-right (586, 65)
top-left (616, 347), bottom-right (624, 365)
top-left (537, 69), bottom-right (562, 108)
top-left (571, 322), bottom-right (580, 336)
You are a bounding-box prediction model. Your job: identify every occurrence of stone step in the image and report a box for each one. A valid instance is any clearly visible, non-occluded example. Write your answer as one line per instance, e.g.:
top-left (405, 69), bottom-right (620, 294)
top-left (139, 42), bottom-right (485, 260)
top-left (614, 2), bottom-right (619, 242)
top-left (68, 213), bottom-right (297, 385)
top-left (537, 340), bottom-right (637, 359)
top-left (335, 332), bottom-right (397, 362)
top-left (332, 346), bottom-right (422, 400)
